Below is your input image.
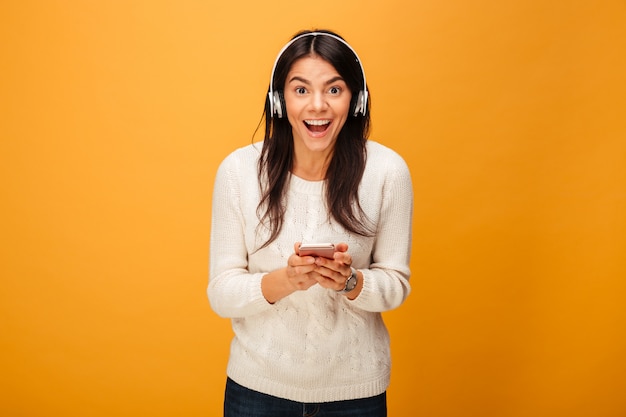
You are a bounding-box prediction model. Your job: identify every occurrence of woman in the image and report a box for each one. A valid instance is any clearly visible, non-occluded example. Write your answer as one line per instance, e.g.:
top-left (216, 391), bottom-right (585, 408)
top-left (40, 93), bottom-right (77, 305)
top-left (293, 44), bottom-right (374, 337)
top-left (208, 29), bottom-right (413, 416)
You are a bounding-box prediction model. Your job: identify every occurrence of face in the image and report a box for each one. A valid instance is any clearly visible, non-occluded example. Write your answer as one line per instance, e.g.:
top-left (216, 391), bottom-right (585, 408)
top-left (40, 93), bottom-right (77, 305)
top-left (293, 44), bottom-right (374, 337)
top-left (283, 55), bottom-right (352, 156)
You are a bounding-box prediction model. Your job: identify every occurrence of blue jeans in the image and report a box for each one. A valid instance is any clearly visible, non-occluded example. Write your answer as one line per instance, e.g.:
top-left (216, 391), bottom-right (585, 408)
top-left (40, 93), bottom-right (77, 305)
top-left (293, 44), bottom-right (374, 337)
top-left (224, 377), bottom-right (387, 417)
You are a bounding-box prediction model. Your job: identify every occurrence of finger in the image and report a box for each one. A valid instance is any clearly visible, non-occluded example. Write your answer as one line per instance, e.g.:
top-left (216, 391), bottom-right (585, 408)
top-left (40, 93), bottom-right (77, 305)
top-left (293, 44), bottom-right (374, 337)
top-left (289, 253), bottom-right (315, 267)
top-left (314, 269), bottom-right (348, 291)
top-left (313, 263), bottom-right (348, 284)
top-left (331, 243), bottom-right (351, 265)
top-left (340, 254), bottom-right (352, 267)
top-left (334, 242), bottom-right (349, 253)
top-left (314, 257), bottom-right (343, 278)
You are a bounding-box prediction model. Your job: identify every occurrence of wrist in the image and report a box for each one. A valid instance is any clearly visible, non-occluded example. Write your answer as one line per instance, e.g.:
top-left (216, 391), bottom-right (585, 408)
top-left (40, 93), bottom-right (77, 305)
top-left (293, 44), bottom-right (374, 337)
top-left (338, 267), bottom-right (359, 294)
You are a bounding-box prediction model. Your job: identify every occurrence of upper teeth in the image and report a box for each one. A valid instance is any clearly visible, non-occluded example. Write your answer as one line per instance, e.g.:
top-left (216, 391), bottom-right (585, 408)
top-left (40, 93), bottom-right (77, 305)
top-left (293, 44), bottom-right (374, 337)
top-left (305, 120), bottom-right (331, 126)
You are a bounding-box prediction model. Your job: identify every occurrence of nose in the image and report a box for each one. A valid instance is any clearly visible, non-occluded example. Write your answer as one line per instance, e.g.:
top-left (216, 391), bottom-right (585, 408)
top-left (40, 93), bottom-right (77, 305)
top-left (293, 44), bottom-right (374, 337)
top-left (310, 91), bottom-right (328, 112)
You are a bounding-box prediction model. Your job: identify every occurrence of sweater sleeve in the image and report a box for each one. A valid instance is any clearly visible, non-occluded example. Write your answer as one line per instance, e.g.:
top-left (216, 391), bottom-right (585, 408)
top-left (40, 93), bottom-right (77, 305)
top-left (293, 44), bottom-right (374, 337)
top-left (348, 148), bottom-right (413, 312)
top-left (207, 152), bottom-right (273, 318)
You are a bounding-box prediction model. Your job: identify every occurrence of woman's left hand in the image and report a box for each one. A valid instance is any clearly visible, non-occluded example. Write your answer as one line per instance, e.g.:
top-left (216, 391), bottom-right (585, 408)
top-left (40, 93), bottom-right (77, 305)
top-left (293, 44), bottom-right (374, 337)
top-left (312, 242), bottom-right (354, 292)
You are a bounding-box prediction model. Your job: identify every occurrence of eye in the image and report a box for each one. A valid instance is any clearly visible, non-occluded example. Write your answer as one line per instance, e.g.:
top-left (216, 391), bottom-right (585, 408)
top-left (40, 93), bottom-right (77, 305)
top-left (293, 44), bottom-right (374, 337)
top-left (295, 87), bottom-right (307, 95)
top-left (329, 86), bottom-right (342, 95)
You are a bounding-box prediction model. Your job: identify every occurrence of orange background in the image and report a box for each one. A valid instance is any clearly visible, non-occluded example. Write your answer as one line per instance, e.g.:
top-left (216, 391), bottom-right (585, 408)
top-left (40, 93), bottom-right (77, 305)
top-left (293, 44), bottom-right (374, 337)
top-left (1, 1), bottom-right (625, 416)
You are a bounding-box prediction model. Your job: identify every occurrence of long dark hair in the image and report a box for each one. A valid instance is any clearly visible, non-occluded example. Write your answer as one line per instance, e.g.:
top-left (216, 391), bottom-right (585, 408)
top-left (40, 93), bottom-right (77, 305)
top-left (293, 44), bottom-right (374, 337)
top-left (257, 30), bottom-right (374, 248)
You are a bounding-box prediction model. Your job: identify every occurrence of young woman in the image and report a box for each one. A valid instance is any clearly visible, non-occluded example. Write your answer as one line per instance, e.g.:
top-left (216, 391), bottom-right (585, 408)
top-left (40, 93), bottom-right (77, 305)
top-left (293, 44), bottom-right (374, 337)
top-left (208, 29), bottom-right (413, 417)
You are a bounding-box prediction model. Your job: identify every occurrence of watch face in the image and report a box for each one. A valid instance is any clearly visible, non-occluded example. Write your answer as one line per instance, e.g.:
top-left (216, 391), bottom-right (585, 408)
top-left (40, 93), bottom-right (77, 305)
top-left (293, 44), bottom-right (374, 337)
top-left (346, 275), bottom-right (357, 291)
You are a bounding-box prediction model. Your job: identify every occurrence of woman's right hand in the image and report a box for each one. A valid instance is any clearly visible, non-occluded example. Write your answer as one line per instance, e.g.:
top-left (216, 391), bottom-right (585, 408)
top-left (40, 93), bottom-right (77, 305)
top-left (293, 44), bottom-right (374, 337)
top-left (261, 242), bottom-right (318, 303)
top-left (286, 242), bottom-right (320, 291)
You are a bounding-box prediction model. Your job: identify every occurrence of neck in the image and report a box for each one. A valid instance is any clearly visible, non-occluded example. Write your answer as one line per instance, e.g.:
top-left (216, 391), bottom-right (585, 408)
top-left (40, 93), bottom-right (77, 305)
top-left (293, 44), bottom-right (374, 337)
top-left (292, 152), bottom-right (332, 181)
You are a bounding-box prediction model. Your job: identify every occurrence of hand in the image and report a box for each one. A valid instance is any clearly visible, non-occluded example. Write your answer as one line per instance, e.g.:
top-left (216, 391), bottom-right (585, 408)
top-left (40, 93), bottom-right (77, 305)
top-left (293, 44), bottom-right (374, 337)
top-left (310, 242), bottom-right (354, 292)
top-left (284, 242), bottom-right (320, 292)
top-left (261, 243), bottom-right (356, 304)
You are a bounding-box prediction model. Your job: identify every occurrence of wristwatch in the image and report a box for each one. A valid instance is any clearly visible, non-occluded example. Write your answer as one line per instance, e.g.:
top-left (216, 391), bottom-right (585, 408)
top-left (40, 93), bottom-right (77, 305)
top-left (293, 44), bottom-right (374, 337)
top-left (338, 267), bottom-right (358, 293)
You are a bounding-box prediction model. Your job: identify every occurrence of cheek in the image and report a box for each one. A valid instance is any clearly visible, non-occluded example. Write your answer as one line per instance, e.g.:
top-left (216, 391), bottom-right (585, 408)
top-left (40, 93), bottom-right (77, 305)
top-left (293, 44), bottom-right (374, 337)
top-left (335, 103), bottom-right (351, 124)
top-left (337, 95), bottom-right (352, 117)
top-left (284, 96), bottom-right (303, 119)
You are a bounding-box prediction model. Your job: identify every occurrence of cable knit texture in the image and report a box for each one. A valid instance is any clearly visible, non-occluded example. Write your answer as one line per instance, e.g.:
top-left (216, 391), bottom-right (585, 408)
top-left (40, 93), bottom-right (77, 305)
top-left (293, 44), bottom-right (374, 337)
top-left (208, 140), bottom-right (413, 403)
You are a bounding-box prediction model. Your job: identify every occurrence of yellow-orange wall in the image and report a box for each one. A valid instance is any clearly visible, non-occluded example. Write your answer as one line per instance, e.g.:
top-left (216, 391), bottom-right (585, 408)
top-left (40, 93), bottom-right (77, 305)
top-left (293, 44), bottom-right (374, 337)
top-left (2, 1), bottom-right (625, 416)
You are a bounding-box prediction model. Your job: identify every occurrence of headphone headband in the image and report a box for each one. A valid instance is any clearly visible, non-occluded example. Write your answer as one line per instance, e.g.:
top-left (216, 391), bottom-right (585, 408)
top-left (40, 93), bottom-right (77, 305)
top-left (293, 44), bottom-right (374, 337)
top-left (268, 32), bottom-right (368, 118)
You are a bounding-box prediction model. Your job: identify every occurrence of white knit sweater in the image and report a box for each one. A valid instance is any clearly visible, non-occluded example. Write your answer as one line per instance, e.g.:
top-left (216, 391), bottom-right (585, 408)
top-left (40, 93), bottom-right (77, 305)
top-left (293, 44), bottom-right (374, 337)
top-left (208, 140), bottom-right (413, 403)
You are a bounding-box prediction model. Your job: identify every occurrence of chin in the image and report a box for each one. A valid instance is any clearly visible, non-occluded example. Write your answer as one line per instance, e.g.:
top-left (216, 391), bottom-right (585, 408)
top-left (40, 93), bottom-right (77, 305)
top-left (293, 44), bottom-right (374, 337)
top-left (303, 136), bottom-right (336, 152)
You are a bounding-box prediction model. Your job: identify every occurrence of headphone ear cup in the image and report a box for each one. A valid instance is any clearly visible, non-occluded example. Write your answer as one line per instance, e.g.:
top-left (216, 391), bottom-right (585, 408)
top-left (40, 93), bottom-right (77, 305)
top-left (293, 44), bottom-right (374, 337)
top-left (351, 91), bottom-right (366, 116)
top-left (273, 91), bottom-right (286, 118)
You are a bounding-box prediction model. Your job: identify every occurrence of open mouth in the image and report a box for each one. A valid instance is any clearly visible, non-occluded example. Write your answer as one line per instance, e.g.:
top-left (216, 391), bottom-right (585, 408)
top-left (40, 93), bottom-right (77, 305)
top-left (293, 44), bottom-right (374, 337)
top-left (304, 119), bottom-right (331, 133)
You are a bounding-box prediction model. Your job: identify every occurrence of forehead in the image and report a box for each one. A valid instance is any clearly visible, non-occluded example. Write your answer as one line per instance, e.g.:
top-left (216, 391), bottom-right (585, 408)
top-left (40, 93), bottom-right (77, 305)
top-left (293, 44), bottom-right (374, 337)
top-left (286, 55), bottom-right (343, 82)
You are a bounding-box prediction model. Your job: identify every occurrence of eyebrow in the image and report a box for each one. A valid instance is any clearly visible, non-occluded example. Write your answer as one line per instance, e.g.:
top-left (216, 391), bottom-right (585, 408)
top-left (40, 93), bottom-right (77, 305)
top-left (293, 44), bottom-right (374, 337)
top-left (287, 75), bottom-right (345, 85)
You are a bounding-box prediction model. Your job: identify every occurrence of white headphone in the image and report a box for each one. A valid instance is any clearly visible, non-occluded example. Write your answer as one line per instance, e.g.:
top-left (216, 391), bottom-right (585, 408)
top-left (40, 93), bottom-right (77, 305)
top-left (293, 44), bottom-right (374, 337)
top-left (267, 32), bottom-right (369, 118)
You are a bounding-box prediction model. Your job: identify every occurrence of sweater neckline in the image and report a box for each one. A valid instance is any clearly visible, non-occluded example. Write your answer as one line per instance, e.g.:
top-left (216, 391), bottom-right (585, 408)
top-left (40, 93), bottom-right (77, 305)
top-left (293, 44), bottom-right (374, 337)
top-left (289, 173), bottom-right (324, 195)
